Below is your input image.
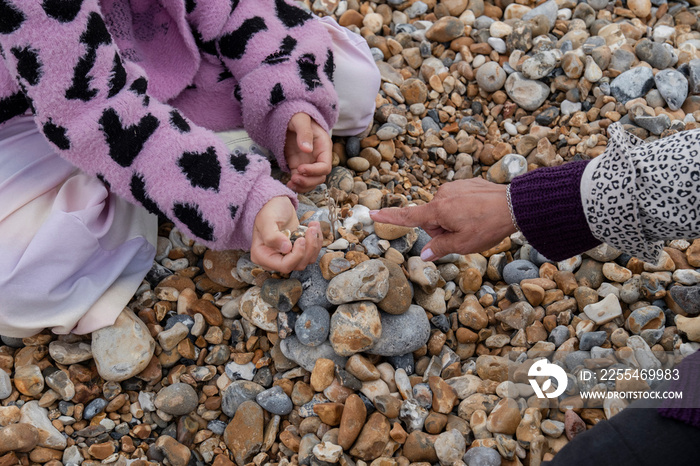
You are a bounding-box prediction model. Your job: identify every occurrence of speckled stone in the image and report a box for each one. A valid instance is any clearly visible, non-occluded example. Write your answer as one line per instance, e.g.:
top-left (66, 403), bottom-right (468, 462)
top-left (503, 260), bottom-right (540, 284)
top-left (155, 383), bottom-right (198, 416)
top-left (326, 259), bottom-right (390, 305)
top-left (367, 305), bottom-right (431, 356)
top-left (295, 306), bottom-right (331, 347)
top-left (256, 386), bottom-right (293, 415)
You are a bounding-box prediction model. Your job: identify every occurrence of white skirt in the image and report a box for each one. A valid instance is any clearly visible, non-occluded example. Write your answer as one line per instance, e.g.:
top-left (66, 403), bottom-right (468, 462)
top-left (0, 115), bottom-right (157, 337)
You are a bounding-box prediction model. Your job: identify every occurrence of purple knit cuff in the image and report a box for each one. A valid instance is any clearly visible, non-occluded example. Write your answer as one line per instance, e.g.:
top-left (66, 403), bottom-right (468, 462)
top-left (509, 160), bottom-right (600, 261)
top-left (658, 350), bottom-right (700, 427)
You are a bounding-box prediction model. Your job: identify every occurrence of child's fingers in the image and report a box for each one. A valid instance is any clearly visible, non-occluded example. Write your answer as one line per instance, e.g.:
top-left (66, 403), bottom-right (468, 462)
top-left (300, 224), bottom-right (322, 267)
top-left (275, 237), bottom-right (309, 273)
top-left (298, 159), bottom-right (331, 177)
top-left (256, 218), bottom-right (293, 254)
top-left (290, 114), bottom-right (313, 153)
top-left (290, 174), bottom-right (326, 193)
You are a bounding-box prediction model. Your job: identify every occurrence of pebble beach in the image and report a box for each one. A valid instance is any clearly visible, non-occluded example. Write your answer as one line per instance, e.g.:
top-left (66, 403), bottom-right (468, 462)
top-left (2, 0), bottom-right (700, 465)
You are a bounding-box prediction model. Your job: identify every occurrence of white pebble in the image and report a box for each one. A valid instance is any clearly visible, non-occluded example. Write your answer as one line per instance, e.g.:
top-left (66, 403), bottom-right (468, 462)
top-left (557, 8), bottom-right (572, 20)
top-left (327, 238), bottom-right (350, 250)
top-left (472, 54), bottom-right (486, 68)
top-left (487, 37), bottom-right (507, 54)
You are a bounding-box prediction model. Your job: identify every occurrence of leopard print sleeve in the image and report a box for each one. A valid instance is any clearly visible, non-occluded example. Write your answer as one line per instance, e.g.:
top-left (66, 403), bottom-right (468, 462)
top-left (0, 0), bottom-right (296, 250)
top-left (581, 123), bottom-right (700, 263)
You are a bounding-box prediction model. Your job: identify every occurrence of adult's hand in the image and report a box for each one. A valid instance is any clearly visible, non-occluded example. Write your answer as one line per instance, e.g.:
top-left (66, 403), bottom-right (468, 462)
top-left (285, 113), bottom-right (332, 193)
top-left (370, 178), bottom-right (517, 261)
top-left (251, 196), bottom-right (323, 273)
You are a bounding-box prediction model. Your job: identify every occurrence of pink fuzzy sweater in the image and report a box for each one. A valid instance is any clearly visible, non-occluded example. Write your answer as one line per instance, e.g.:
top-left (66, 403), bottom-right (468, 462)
top-left (0, 0), bottom-right (338, 249)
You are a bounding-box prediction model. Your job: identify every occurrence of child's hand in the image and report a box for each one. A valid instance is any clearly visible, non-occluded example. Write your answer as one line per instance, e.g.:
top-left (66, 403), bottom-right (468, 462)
top-left (285, 113), bottom-right (332, 193)
top-left (251, 196), bottom-right (323, 273)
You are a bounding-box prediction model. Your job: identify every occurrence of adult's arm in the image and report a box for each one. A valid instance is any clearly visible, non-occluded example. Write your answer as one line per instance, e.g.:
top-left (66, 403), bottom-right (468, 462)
top-left (372, 123), bottom-right (700, 263)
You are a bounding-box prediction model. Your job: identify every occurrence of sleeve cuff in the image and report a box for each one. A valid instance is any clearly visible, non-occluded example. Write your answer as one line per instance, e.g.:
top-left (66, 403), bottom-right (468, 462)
top-left (509, 160), bottom-right (601, 261)
top-left (248, 100), bottom-right (330, 173)
top-left (231, 175), bottom-right (298, 250)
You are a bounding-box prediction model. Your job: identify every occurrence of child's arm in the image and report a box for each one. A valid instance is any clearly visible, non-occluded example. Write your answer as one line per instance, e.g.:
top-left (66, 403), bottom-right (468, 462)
top-left (0, 0), bottom-right (295, 254)
top-left (188, 0), bottom-right (339, 177)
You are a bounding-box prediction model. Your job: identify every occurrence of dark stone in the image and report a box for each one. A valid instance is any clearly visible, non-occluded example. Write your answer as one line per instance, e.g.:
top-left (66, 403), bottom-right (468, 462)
top-left (670, 285), bottom-right (700, 315)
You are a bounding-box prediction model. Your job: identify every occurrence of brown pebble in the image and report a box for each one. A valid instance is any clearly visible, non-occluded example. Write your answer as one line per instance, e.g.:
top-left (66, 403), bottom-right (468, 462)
top-left (338, 394), bottom-right (367, 450)
top-left (224, 401), bottom-right (264, 465)
top-left (311, 358), bottom-right (336, 392)
top-left (349, 412), bottom-right (391, 461)
top-left (87, 441), bottom-right (116, 461)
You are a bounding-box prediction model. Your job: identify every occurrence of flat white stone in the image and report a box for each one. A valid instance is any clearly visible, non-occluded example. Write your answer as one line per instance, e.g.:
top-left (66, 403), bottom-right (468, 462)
top-left (583, 294), bottom-right (622, 324)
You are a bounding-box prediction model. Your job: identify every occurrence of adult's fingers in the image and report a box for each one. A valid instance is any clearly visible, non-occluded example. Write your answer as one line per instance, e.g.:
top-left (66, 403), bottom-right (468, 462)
top-left (420, 232), bottom-right (459, 262)
top-left (370, 204), bottom-right (435, 228)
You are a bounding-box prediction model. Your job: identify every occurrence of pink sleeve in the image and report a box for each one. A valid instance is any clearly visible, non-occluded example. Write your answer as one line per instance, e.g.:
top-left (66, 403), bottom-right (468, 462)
top-left (0, 0), bottom-right (296, 250)
top-left (189, 0), bottom-right (339, 171)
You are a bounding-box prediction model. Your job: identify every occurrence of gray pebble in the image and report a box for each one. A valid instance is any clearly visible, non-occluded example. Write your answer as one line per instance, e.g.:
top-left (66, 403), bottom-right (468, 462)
top-left (154, 383), bottom-right (198, 416)
top-left (654, 69), bottom-right (689, 111)
top-left (295, 306), bottom-right (331, 347)
top-left (565, 351), bottom-right (592, 371)
top-left (421, 116), bottom-right (441, 133)
top-left (256, 386), bottom-right (293, 415)
top-left (475, 62), bottom-right (506, 93)
top-left (221, 381), bottom-right (265, 417)
top-left (387, 353), bottom-right (415, 375)
top-left (208, 420), bottom-right (227, 436)
top-left (0, 369), bottom-right (12, 399)
top-left (366, 305), bottom-right (430, 356)
top-left (280, 336), bottom-right (348, 372)
top-left (522, 0), bottom-right (558, 29)
top-left (291, 259), bottom-right (332, 310)
top-left (548, 326), bottom-right (571, 348)
top-left (405, 1), bottom-right (428, 18)
top-left (640, 328), bottom-right (664, 347)
top-left (84, 398), bottom-right (108, 420)
top-left (370, 47), bottom-right (384, 61)
top-left (579, 331), bottom-right (608, 351)
top-left (1, 335), bottom-right (23, 348)
top-left (345, 137), bottom-right (361, 158)
top-left (362, 234), bottom-right (386, 258)
top-left (463, 446), bottom-right (502, 466)
top-left (505, 72), bottom-right (550, 111)
top-left (635, 39), bottom-right (673, 69)
top-left (610, 66), bottom-right (654, 104)
top-left (687, 59), bottom-right (700, 94)
top-left (670, 285), bottom-right (700, 315)
top-left (253, 366), bottom-right (274, 388)
top-left (634, 113), bottom-right (671, 136)
top-left (587, 0), bottom-right (610, 9)
top-left (503, 260), bottom-right (540, 284)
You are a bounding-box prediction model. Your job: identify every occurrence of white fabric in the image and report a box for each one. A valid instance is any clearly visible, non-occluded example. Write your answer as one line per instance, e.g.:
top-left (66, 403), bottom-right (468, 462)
top-left (319, 16), bottom-right (380, 136)
top-left (0, 115), bottom-right (157, 337)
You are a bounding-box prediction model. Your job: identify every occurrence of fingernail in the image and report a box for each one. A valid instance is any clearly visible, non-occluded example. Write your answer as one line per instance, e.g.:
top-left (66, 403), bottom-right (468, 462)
top-left (369, 210), bottom-right (378, 215)
top-left (302, 142), bottom-right (313, 150)
top-left (420, 248), bottom-right (434, 261)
